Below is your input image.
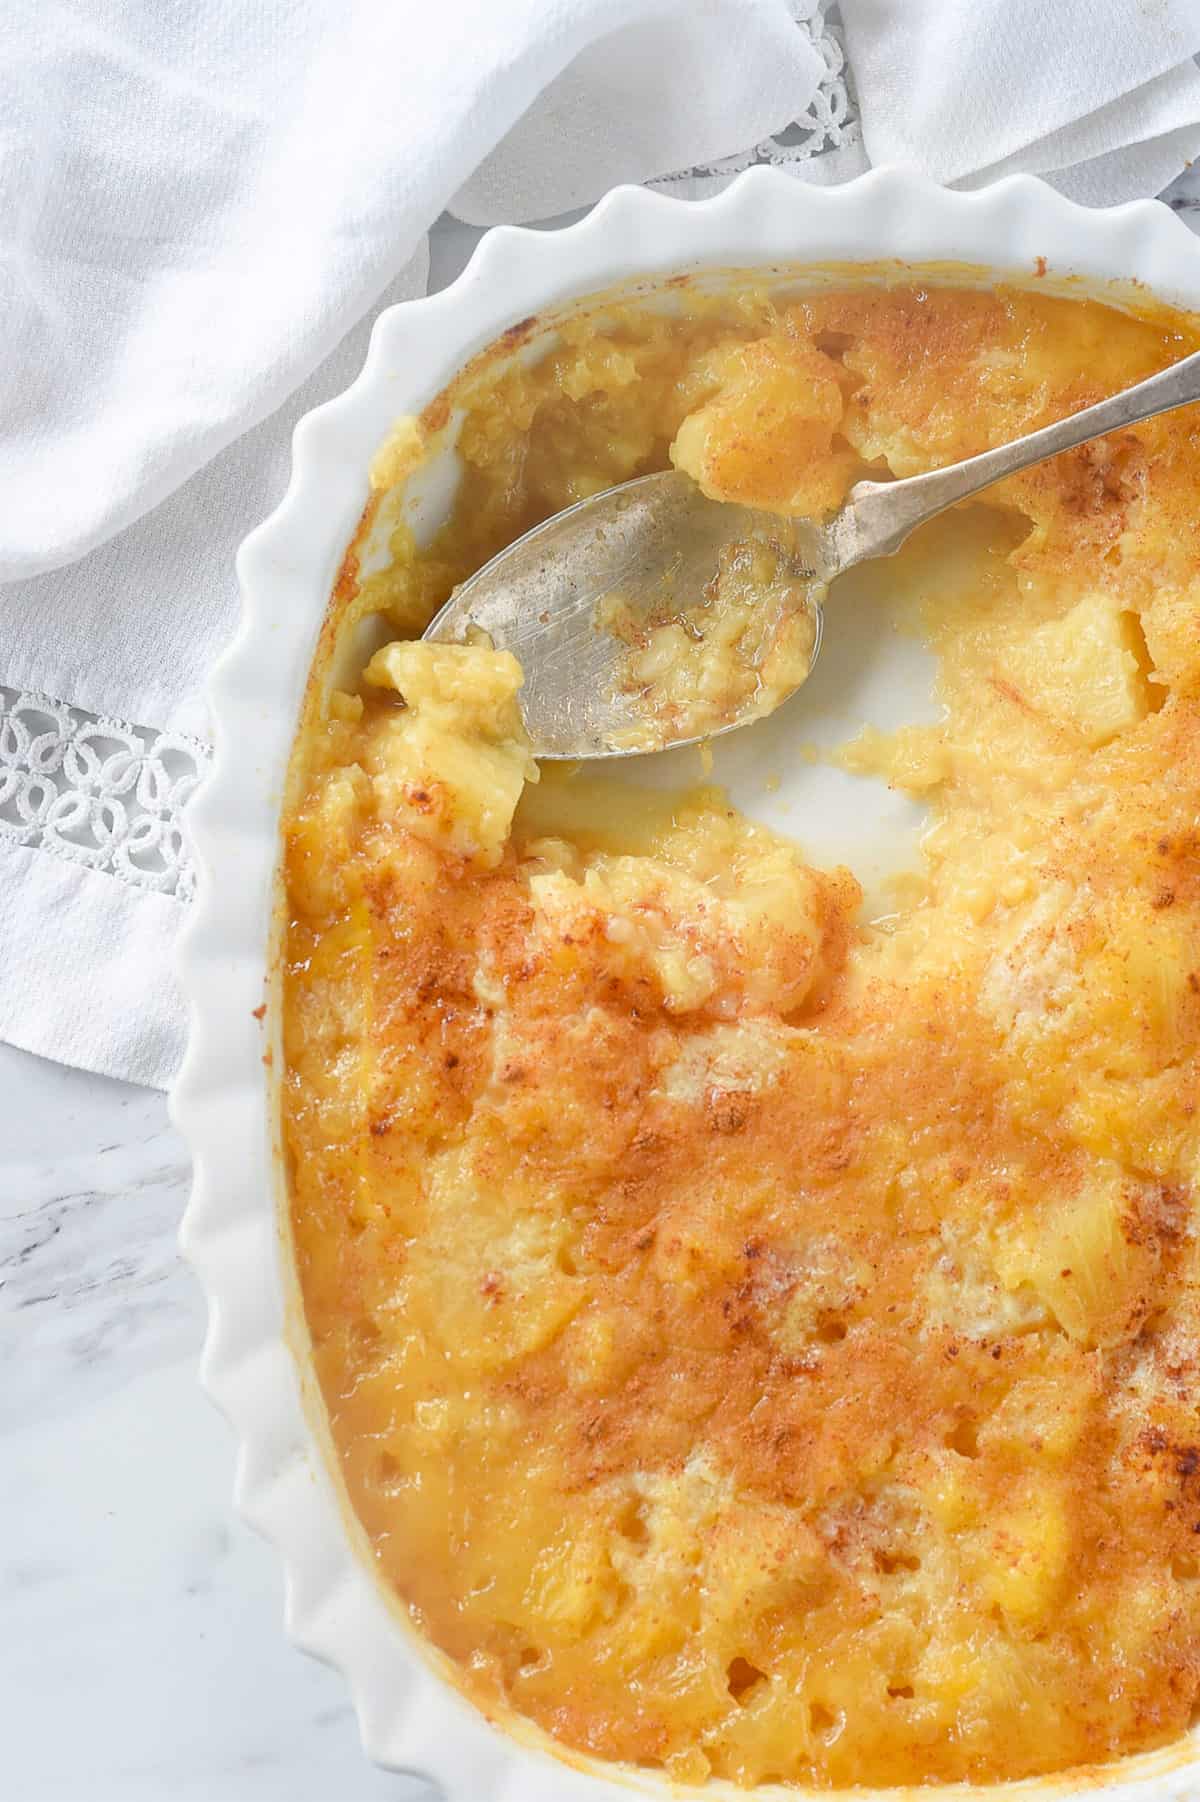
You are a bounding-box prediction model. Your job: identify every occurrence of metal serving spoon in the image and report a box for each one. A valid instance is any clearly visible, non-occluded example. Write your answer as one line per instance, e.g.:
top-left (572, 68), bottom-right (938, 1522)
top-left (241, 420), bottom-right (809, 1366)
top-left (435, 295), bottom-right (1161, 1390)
top-left (424, 347), bottom-right (1200, 758)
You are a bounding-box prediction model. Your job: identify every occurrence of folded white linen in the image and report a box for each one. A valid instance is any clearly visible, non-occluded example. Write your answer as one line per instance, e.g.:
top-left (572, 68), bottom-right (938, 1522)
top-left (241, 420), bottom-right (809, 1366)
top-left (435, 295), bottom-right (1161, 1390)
top-left (1, 0), bottom-right (820, 586)
top-left (841, 0), bottom-right (1200, 193)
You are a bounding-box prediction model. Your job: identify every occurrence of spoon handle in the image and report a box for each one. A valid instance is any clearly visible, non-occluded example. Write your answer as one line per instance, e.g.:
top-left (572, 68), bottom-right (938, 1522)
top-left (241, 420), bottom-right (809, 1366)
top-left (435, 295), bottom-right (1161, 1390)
top-left (838, 345), bottom-right (1200, 568)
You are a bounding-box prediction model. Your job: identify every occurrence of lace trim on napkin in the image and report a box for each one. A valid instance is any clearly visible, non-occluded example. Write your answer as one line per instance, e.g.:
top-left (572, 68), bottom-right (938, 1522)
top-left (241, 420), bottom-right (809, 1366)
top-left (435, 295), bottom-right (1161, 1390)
top-left (0, 688), bottom-right (207, 901)
top-left (654, 0), bottom-right (859, 185)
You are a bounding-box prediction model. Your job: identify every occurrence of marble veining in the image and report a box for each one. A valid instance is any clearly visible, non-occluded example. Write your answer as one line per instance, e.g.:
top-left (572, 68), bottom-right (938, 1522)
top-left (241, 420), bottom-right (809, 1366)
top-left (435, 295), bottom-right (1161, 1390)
top-left (3, 1108), bottom-right (197, 1433)
top-left (5, 176), bottom-right (1199, 1802)
top-left (2, 1044), bottom-right (437, 1802)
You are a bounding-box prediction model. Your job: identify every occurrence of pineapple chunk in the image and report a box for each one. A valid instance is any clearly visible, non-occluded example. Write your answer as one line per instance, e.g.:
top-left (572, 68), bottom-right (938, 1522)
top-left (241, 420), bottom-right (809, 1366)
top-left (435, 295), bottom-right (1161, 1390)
top-left (982, 1481), bottom-right (1070, 1627)
top-left (286, 762), bottom-right (372, 916)
top-left (1097, 908), bottom-right (1189, 1063)
top-left (362, 640), bottom-right (537, 864)
top-left (924, 1461), bottom-right (979, 1532)
top-left (526, 1523), bottom-right (622, 1636)
top-left (527, 840), bottom-right (829, 1020)
top-left (704, 1504), bottom-right (822, 1626)
top-left (983, 1348), bottom-right (1094, 1461)
top-left (997, 591), bottom-right (1147, 746)
top-left (670, 337), bottom-right (858, 516)
top-left (1137, 576), bottom-right (1200, 693)
top-left (992, 1166), bottom-right (1149, 1348)
top-left (417, 1143), bottom-right (583, 1371)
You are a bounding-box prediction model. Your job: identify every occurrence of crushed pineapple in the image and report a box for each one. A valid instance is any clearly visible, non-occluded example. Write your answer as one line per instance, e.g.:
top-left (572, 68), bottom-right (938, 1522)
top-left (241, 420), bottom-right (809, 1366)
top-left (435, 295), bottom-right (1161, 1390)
top-left (601, 531), bottom-right (822, 749)
top-left (360, 639), bottom-right (537, 864)
top-left (997, 590), bottom-right (1150, 745)
top-left (283, 279), bottom-right (1200, 1790)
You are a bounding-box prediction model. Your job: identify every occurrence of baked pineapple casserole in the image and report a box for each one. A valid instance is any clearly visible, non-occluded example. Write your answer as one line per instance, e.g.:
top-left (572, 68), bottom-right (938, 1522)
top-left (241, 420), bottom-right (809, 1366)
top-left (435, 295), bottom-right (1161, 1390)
top-left (282, 281), bottom-right (1200, 1788)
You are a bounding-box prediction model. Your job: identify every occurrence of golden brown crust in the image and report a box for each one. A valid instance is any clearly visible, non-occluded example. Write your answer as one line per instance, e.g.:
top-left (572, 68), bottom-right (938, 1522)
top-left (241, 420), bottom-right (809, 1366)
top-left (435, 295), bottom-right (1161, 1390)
top-left (282, 281), bottom-right (1200, 1788)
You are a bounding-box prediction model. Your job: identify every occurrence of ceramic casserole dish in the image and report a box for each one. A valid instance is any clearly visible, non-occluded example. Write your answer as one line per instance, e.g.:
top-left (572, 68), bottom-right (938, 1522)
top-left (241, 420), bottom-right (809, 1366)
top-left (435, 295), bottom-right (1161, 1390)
top-left (173, 166), bottom-right (1200, 1801)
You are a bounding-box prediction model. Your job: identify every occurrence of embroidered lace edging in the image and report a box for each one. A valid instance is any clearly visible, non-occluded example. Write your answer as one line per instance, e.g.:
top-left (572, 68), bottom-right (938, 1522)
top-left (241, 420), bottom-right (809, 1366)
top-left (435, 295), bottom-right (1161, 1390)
top-left (0, 687), bottom-right (208, 901)
top-left (653, 0), bottom-right (860, 188)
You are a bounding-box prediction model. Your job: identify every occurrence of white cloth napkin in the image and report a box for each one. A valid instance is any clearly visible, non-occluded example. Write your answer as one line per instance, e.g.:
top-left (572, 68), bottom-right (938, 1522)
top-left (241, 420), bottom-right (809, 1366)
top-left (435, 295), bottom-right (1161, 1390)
top-left (841, 0), bottom-right (1200, 203)
top-left (3, 0), bottom-right (1199, 1089)
top-left (2, 0), bottom-right (819, 587)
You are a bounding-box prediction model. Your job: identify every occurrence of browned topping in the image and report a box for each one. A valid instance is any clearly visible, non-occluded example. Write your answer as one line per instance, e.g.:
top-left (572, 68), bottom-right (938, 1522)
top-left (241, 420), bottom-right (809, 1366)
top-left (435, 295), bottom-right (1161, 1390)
top-left (283, 280), bottom-right (1200, 1789)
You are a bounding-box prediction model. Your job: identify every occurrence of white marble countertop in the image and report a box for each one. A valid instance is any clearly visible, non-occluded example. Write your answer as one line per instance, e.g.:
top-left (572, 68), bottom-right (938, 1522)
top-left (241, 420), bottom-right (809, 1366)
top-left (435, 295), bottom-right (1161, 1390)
top-left (1, 1039), bottom-right (429, 1801)
top-left (1, 1041), bottom-right (436, 1802)
top-left (6, 174), bottom-right (1200, 1802)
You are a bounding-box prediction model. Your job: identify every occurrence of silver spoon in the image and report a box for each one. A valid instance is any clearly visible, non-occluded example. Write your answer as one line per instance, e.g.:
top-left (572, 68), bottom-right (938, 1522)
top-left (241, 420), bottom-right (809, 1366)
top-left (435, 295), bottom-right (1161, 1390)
top-left (424, 346), bottom-right (1200, 758)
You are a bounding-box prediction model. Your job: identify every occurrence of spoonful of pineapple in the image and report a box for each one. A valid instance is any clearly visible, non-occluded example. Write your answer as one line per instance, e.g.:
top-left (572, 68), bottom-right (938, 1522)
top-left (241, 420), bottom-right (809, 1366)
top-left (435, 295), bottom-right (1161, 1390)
top-left (424, 347), bottom-right (1200, 758)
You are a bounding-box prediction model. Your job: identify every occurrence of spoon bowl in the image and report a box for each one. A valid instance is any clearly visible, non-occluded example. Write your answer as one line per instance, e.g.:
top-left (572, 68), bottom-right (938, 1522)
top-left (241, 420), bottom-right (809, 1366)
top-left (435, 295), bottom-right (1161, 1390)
top-left (424, 471), bottom-right (829, 758)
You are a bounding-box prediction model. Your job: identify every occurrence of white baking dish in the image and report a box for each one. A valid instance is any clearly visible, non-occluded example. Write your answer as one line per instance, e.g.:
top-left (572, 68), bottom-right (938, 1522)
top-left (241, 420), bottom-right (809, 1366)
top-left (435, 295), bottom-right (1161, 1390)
top-left (172, 166), bottom-right (1200, 1800)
